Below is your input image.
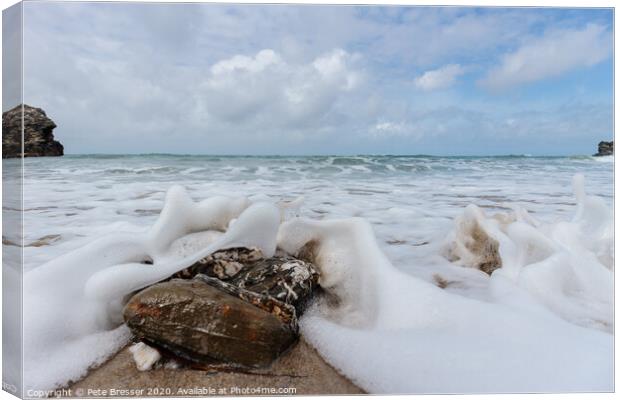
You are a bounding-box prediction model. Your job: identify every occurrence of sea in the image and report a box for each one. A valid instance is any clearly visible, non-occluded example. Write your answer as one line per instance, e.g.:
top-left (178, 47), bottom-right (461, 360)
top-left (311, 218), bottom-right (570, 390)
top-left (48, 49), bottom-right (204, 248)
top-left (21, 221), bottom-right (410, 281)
top-left (17, 154), bottom-right (613, 270)
top-left (5, 154), bottom-right (615, 393)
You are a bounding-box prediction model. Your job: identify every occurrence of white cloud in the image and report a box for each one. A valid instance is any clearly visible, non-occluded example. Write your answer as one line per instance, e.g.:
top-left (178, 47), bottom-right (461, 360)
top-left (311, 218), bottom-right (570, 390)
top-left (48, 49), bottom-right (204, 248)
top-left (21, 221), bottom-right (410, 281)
top-left (367, 103), bottom-right (612, 144)
top-left (480, 24), bottom-right (611, 90)
top-left (210, 49), bottom-right (282, 75)
top-left (371, 121), bottom-right (410, 138)
top-left (414, 64), bottom-right (465, 91)
top-left (200, 48), bottom-right (363, 130)
top-left (359, 8), bottom-right (547, 68)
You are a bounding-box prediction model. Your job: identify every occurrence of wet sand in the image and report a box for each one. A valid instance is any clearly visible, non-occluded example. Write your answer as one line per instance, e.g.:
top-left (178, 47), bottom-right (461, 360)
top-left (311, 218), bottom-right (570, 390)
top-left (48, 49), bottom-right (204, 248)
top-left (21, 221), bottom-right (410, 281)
top-left (67, 338), bottom-right (365, 397)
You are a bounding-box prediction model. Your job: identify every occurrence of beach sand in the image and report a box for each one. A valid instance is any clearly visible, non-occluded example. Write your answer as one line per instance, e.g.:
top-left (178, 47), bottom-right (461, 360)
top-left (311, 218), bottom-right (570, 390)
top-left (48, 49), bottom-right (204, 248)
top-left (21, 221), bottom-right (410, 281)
top-left (67, 338), bottom-right (365, 397)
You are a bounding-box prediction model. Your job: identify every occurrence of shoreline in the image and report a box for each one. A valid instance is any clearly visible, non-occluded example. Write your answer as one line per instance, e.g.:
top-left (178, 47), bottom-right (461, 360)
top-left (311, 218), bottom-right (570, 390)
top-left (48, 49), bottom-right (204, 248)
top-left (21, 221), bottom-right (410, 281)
top-left (18, 158), bottom-right (613, 394)
top-left (66, 338), bottom-right (365, 397)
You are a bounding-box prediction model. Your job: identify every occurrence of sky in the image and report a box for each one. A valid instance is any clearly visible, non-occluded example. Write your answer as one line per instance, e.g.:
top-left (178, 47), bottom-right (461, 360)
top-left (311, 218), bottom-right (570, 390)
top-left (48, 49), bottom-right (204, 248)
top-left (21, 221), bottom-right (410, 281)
top-left (5, 2), bottom-right (614, 155)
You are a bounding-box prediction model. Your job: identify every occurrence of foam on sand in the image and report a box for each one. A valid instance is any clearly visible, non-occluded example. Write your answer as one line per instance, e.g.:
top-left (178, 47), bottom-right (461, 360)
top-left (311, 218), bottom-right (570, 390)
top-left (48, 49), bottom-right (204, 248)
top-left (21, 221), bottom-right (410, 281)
top-left (280, 173), bottom-right (613, 393)
top-left (23, 187), bottom-right (267, 390)
top-left (22, 175), bottom-right (612, 393)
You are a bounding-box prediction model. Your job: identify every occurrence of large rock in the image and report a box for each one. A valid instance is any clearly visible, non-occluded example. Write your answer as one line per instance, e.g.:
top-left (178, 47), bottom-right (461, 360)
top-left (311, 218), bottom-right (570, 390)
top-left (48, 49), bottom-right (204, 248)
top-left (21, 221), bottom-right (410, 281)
top-left (594, 141), bottom-right (613, 156)
top-left (125, 249), bottom-right (321, 368)
top-left (2, 104), bottom-right (64, 158)
top-left (124, 277), bottom-right (297, 368)
top-left (173, 247), bottom-right (264, 281)
top-left (173, 247), bottom-right (320, 313)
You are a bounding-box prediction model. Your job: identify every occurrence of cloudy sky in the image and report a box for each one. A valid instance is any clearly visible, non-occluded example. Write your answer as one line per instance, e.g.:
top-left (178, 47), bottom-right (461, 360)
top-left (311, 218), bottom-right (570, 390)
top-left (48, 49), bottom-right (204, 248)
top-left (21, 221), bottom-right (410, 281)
top-left (7, 2), bottom-right (614, 155)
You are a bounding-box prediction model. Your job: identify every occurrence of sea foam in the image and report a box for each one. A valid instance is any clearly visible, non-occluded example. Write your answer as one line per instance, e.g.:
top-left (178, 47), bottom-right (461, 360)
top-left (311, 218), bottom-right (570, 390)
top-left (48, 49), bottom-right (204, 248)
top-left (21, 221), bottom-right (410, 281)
top-left (286, 174), bottom-right (613, 393)
top-left (21, 174), bottom-right (613, 393)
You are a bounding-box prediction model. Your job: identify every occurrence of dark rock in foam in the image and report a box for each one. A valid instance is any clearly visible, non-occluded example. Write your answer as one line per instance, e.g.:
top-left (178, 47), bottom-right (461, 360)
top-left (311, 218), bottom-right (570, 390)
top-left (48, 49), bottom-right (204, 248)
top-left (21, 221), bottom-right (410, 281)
top-left (173, 247), bottom-right (320, 314)
top-left (124, 248), bottom-right (320, 368)
top-left (123, 278), bottom-right (297, 368)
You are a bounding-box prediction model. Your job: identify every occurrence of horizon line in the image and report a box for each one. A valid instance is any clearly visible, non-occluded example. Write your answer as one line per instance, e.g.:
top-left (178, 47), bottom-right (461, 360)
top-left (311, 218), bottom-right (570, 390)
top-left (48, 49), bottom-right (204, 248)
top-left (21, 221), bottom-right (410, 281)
top-left (59, 152), bottom-right (606, 158)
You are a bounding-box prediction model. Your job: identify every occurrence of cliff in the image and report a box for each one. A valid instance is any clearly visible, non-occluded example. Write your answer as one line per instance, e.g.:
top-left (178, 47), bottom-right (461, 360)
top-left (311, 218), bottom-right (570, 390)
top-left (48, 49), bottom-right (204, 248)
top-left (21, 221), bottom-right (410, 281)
top-left (2, 104), bottom-right (64, 158)
top-left (594, 141), bottom-right (613, 157)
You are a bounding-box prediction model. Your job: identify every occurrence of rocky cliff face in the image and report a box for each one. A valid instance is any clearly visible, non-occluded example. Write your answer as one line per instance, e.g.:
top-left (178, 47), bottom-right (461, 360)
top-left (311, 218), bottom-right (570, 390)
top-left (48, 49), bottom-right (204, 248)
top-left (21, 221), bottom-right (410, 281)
top-left (594, 141), bottom-right (613, 157)
top-left (2, 104), bottom-right (64, 158)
